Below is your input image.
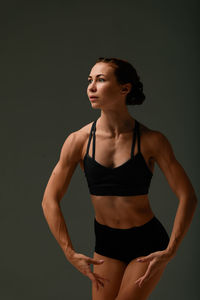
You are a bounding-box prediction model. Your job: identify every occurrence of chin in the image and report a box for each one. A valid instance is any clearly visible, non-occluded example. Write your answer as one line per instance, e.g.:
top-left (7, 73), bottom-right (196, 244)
top-left (91, 104), bottom-right (101, 110)
top-left (90, 101), bottom-right (101, 107)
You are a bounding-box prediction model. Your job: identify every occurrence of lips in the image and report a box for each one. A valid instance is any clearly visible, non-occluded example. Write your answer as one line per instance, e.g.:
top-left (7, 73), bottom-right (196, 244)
top-left (89, 96), bottom-right (98, 102)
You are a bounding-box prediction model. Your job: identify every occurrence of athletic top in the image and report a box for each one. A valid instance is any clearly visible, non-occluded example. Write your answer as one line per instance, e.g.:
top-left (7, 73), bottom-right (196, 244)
top-left (83, 119), bottom-right (153, 196)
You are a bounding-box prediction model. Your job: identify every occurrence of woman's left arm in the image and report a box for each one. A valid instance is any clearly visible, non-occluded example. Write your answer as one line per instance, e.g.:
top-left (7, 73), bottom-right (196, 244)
top-left (153, 131), bottom-right (198, 259)
top-left (135, 130), bottom-right (198, 287)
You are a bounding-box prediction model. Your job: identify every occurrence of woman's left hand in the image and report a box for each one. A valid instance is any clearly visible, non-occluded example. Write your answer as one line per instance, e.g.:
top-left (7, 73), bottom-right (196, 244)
top-left (134, 250), bottom-right (171, 288)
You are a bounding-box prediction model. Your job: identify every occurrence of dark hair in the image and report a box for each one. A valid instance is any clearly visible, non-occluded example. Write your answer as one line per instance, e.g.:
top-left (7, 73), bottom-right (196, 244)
top-left (94, 57), bottom-right (146, 106)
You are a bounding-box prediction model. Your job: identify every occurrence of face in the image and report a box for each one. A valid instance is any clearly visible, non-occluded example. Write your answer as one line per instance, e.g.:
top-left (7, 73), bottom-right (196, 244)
top-left (87, 62), bottom-right (130, 109)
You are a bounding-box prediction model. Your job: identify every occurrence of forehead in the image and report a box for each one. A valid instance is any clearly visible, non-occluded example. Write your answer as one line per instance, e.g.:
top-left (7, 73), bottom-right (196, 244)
top-left (89, 62), bottom-right (115, 77)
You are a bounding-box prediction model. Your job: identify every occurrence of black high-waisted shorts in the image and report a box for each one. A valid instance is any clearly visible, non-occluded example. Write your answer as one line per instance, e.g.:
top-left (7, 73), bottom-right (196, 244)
top-left (94, 216), bottom-right (169, 264)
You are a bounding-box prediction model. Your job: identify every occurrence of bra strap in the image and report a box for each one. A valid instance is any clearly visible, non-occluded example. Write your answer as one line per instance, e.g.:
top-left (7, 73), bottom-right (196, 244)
top-left (131, 120), bottom-right (138, 159)
top-left (92, 120), bottom-right (97, 159)
top-left (86, 121), bottom-right (96, 156)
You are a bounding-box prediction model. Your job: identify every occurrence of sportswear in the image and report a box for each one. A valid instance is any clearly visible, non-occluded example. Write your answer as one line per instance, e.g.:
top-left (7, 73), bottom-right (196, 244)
top-left (94, 216), bottom-right (169, 264)
top-left (83, 119), bottom-right (153, 196)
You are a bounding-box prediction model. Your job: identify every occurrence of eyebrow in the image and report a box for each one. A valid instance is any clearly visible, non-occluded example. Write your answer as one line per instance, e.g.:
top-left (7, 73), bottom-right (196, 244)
top-left (88, 74), bottom-right (106, 78)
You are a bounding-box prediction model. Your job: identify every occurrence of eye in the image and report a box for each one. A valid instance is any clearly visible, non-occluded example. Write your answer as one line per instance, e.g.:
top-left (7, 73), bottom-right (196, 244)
top-left (87, 78), bottom-right (105, 84)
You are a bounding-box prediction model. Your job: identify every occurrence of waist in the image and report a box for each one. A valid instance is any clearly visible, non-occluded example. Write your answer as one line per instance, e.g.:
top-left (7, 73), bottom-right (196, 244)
top-left (94, 214), bottom-right (157, 231)
top-left (91, 194), bottom-right (154, 229)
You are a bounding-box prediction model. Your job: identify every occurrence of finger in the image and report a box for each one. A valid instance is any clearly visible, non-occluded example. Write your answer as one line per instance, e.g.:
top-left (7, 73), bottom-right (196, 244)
top-left (93, 272), bottom-right (111, 282)
top-left (135, 264), bottom-right (152, 287)
top-left (95, 277), bottom-right (104, 289)
top-left (87, 272), bottom-right (100, 290)
top-left (87, 271), bottom-right (96, 282)
top-left (136, 276), bottom-right (147, 287)
top-left (88, 270), bottom-right (107, 289)
top-left (136, 267), bottom-right (157, 288)
top-left (97, 276), bottom-right (110, 283)
top-left (96, 275), bottom-right (110, 289)
top-left (97, 278), bottom-right (104, 287)
top-left (135, 277), bottom-right (142, 284)
top-left (137, 254), bottom-right (154, 262)
top-left (138, 279), bottom-right (144, 288)
top-left (135, 277), bottom-right (144, 288)
top-left (142, 263), bottom-right (152, 280)
top-left (88, 258), bottom-right (105, 265)
top-left (94, 274), bottom-right (109, 288)
top-left (135, 275), bottom-right (149, 288)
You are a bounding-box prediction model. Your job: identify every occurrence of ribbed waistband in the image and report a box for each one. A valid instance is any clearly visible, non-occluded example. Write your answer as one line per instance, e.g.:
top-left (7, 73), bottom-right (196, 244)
top-left (94, 216), bottom-right (158, 232)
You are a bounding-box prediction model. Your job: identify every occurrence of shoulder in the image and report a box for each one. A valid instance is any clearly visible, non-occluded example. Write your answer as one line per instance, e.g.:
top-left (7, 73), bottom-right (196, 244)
top-left (138, 121), bottom-right (174, 161)
top-left (139, 120), bottom-right (171, 147)
top-left (77, 120), bottom-right (94, 138)
top-left (64, 120), bottom-right (93, 144)
top-left (59, 121), bottom-right (94, 162)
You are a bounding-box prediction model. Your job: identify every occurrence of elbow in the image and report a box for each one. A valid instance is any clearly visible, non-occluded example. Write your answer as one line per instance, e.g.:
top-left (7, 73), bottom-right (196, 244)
top-left (191, 195), bottom-right (198, 216)
top-left (190, 190), bottom-right (198, 206)
top-left (41, 197), bottom-right (48, 210)
top-left (41, 194), bottom-right (52, 210)
top-left (41, 195), bottom-right (60, 211)
top-left (180, 191), bottom-right (198, 208)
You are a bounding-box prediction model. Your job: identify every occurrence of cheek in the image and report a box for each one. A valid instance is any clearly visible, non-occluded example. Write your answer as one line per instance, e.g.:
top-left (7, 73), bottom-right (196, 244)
top-left (101, 84), bottom-right (116, 95)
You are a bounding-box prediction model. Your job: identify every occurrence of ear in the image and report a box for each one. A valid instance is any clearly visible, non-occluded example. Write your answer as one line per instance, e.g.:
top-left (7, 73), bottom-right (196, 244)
top-left (121, 83), bottom-right (132, 95)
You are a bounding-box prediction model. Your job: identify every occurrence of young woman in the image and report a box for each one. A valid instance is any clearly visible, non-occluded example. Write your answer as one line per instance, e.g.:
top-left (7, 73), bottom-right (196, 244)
top-left (42, 57), bottom-right (197, 300)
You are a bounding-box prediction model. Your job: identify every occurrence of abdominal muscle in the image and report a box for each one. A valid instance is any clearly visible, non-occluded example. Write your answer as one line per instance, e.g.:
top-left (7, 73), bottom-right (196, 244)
top-left (91, 194), bottom-right (154, 229)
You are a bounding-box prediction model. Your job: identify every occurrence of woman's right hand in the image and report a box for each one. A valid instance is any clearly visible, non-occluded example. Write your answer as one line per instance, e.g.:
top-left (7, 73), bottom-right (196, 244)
top-left (67, 251), bottom-right (110, 290)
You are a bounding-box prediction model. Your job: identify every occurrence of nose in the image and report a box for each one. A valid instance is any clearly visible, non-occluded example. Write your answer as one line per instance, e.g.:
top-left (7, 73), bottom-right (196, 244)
top-left (88, 80), bottom-right (97, 92)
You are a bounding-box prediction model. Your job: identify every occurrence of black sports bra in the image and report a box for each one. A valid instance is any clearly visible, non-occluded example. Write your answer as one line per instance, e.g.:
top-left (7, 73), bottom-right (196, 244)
top-left (83, 119), bottom-right (153, 196)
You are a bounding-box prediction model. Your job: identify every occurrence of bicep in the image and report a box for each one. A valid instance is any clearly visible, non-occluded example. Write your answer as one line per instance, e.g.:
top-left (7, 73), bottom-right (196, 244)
top-left (43, 132), bottom-right (82, 203)
top-left (153, 132), bottom-right (195, 200)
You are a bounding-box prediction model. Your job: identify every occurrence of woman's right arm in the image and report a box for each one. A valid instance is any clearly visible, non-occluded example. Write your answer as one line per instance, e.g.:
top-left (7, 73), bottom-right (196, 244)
top-left (41, 131), bottom-right (82, 259)
top-left (41, 130), bottom-right (108, 290)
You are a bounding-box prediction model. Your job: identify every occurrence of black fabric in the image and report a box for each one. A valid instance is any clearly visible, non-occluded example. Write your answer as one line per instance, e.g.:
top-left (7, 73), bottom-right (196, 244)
top-left (94, 216), bottom-right (170, 264)
top-left (83, 119), bottom-right (153, 196)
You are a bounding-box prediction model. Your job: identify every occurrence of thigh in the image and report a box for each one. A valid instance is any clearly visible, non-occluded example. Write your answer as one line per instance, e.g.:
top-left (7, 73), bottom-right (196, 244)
top-left (115, 258), bottom-right (167, 300)
top-left (92, 252), bottom-right (127, 300)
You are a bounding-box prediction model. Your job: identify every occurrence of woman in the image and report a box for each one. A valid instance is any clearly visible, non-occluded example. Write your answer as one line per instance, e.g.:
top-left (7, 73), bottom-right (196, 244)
top-left (42, 57), bottom-right (197, 300)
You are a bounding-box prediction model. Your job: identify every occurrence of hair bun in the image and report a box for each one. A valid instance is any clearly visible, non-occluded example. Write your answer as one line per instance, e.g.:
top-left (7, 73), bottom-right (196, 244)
top-left (127, 80), bottom-right (145, 105)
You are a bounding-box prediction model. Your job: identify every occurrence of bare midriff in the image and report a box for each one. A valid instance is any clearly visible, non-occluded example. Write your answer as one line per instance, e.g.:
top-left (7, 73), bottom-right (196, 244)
top-left (90, 194), bottom-right (154, 229)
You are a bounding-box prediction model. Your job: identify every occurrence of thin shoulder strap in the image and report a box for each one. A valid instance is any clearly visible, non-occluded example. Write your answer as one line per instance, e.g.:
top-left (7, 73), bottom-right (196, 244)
top-left (131, 120), bottom-right (138, 159)
top-left (92, 119), bottom-right (97, 159)
top-left (86, 121), bottom-right (96, 156)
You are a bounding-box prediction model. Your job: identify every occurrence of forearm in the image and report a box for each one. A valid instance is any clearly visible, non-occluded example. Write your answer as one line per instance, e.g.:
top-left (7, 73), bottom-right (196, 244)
top-left (42, 199), bottom-right (75, 259)
top-left (165, 194), bottom-right (197, 259)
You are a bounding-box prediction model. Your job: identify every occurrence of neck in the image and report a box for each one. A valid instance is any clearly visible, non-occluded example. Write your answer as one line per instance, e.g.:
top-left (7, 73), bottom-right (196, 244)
top-left (98, 108), bottom-right (135, 137)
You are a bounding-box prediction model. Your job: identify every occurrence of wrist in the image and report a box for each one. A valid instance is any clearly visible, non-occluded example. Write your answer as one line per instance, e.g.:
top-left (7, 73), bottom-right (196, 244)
top-left (64, 246), bottom-right (76, 260)
top-left (163, 247), bottom-right (177, 260)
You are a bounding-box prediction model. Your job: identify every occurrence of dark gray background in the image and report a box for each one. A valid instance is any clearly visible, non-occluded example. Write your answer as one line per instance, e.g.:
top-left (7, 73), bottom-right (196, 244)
top-left (1, 0), bottom-right (199, 299)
